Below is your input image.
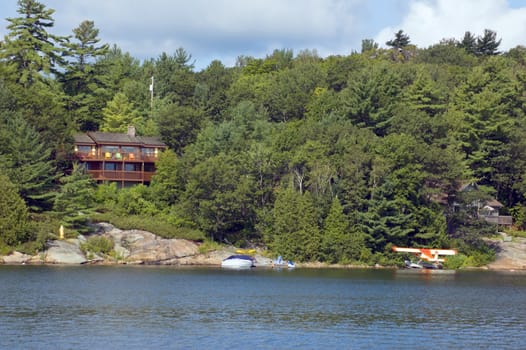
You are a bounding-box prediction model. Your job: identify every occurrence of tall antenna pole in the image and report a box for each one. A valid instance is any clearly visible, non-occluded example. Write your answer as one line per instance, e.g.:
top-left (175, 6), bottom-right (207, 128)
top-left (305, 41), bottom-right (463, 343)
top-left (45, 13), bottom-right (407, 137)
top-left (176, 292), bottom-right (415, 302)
top-left (149, 76), bottom-right (154, 112)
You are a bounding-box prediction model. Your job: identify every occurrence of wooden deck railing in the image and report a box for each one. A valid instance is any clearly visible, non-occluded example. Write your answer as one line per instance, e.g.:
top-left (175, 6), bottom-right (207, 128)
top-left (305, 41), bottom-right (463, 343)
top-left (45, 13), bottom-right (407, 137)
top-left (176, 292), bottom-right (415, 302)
top-left (75, 151), bottom-right (159, 162)
top-left (87, 170), bottom-right (155, 182)
top-left (483, 215), bottom-right (513, 226)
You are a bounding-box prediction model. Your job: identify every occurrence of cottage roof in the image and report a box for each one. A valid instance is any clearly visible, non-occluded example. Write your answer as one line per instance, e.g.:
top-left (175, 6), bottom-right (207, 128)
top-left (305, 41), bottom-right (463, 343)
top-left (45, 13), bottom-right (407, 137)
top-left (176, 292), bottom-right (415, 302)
top-left (485, 199), bottom-right (503, 208)
top-left (139, 136), bottom-right (167, 147)
top-left (74, 131), bottom-right (166, 148)
top-left (73, 133), bottom-right (96, 144)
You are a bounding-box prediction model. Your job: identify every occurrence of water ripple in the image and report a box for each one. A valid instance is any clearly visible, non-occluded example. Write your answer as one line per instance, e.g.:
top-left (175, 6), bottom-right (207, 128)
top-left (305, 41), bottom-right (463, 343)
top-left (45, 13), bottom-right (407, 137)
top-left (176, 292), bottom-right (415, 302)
top-left (1, 266), bottom-right (525, 349)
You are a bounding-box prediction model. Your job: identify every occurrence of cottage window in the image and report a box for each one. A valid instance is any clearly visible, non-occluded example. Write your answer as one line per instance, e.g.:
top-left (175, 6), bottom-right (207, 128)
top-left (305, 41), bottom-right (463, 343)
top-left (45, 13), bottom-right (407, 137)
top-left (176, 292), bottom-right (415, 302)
top-left (104, 162), bottom-right (117, 171)
top-left (77, 145), bottom-right (91, 153)
top-left (124, 163), bottom-right (138, 172)
top-left (122, 146), bottom-right (138, 154)
top-left (143, 147), bottom-right (155, 156)
top-left (101, 146), bottom-right (119, 155)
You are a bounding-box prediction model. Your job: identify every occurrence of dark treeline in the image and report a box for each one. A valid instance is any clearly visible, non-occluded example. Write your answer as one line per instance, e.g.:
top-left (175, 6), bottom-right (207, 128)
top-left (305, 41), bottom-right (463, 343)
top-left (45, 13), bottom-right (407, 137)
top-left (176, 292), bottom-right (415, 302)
top-left (2, 0), bottom-right (526, 266)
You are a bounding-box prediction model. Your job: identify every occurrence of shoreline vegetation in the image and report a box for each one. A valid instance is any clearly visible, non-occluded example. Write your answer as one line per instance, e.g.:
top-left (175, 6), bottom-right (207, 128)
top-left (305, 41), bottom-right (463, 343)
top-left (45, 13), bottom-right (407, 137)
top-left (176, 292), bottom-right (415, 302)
top-left (1, 223), bottom-right (525, 271)
top-left (3, 2), bottom-right (526, 271)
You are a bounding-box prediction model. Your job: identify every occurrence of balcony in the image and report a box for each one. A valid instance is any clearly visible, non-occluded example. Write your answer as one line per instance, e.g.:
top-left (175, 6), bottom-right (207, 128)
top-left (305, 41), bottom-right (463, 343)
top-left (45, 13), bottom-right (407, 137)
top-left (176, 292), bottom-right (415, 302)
top-left (482, 215), bottom-right (513, 226)
top-left (75, 151), bottom-right (159, 162)
top-left (87, 170), bottom-right (155, 183)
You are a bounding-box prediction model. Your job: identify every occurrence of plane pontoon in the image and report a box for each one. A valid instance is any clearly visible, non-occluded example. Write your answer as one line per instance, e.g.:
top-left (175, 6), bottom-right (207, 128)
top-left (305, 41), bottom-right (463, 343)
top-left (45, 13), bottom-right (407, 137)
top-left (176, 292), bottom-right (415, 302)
top-left (392, 246), bottom-right (457, 269)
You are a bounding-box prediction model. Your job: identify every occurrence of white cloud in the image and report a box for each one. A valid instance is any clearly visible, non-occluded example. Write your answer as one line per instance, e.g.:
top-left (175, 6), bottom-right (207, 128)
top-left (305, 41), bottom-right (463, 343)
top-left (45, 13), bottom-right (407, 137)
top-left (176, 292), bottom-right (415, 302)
top-left (40, 0), bottom-right (368, 67)
top-left (375, 0), bottom-right (526, 50)
top-left (1, 0), bottom-right (525, 70)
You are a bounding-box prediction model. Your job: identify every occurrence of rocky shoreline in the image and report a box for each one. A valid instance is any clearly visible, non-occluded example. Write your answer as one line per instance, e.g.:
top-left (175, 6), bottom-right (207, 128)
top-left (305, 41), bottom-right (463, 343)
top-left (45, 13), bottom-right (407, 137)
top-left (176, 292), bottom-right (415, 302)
top-left (0, 223), bottom-right (273, 267)
top-left (486, 233), bottom-right (526, 270)
top-left (1, 223), bottom-right (525, 270)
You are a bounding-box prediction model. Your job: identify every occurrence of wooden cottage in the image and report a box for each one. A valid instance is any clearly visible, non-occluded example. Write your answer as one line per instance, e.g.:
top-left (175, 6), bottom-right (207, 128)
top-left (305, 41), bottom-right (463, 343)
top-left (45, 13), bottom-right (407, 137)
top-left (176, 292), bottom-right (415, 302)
top-left (73, 126), bottom-right (166, 187)
top-left (458, 182), bottom-right (513, 227)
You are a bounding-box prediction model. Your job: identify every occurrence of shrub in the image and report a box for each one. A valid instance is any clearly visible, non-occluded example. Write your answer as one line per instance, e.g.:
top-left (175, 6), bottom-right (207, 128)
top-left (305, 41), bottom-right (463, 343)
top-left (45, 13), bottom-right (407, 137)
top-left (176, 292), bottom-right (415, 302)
top-left (92, 213), bottom-right (206, 241)
top-left (505, 229), bottom-right (526, 238)
top-left (198, 239), bottom-right (221, 254)
top-left (81, 235), bottom-right (114, 255)
top-left (442, 254), bottom-right (467, 269)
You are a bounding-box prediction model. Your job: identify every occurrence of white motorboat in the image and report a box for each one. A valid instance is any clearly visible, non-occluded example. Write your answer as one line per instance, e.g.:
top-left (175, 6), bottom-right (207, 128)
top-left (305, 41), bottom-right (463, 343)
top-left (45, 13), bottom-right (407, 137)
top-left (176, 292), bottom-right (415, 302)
top-left (221, 255), bottom-right (255, 269)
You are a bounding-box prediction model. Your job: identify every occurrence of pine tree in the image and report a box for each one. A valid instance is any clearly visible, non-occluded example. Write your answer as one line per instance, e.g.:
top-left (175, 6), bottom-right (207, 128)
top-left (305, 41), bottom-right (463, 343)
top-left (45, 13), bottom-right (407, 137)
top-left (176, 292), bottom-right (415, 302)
top-left (402, 69), bottom-right (446, 117)
top-left (271, 188), bottom-right (321, 261)
top-left (52, 163), bottom-right (96, 233)
top-left (61, 20), bottom-right (109, 131)
top-left (100, 92), bottom-right (142, 133)
top-left (386, 30), bottom-right (411, 49)
top-left (0, 173), bottom-right (30, 247)
top-left (476, 29), bottom-right (501, 56)
top-left (0, 113), bottom-right (57, 211)
top-left (458, 31), bottom-right (477, 55)
top-left (321, 196), bottom-right (349, 263)
top-left (0, 0), bottom-right (66, 86)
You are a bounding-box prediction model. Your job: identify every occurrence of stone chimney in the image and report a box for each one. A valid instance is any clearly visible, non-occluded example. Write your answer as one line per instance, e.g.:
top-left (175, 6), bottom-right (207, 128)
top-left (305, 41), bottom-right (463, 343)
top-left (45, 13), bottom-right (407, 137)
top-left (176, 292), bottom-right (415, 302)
top-left (127, 125), bottom-right (136, 137)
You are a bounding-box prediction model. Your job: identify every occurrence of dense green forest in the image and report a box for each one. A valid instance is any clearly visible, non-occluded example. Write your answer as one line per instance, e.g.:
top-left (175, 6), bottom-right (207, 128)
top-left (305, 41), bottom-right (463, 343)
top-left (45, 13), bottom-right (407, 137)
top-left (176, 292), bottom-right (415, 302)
top-left (2, 0), bottom-right (526, 266)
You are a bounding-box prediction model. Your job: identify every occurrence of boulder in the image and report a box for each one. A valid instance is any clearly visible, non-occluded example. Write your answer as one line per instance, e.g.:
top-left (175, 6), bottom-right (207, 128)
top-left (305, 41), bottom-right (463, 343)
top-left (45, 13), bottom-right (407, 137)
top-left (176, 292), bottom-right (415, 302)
top-left (2, 251), bottom-right (33, 264)
top-left (102, 227), bottom-right (200, 264)
top-left (487, 236), bottom-right (526, 270)
top-left (44, 240), bottom-right (87, 264)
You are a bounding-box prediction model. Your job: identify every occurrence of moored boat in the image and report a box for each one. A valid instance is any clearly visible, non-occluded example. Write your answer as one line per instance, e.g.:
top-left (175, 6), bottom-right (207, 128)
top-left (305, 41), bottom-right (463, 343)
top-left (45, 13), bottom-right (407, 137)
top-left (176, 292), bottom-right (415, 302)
top-left (272, 255), bottom-right (295, 268)
top-left (221, 254), bottom-right (255, 269)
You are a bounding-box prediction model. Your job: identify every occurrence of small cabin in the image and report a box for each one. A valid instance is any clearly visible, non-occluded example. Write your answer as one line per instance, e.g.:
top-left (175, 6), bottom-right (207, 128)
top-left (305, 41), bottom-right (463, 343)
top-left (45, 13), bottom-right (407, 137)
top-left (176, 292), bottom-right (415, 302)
top-left (73, 126), bottom-right (166, 187)
top-left (459, 183), bottom-right (513, 227)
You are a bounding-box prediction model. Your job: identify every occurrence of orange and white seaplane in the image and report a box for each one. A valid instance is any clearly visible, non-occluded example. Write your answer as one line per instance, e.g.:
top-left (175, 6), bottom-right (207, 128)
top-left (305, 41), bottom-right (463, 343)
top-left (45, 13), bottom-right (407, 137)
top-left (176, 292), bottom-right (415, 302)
top-left (392, 246), bottom-right (457, 269)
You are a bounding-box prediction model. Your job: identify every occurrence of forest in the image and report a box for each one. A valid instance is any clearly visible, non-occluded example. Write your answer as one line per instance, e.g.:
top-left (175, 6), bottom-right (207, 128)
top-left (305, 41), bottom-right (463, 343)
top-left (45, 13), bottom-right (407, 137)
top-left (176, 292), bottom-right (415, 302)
top-left (2, 0), bottom-right (526, 267)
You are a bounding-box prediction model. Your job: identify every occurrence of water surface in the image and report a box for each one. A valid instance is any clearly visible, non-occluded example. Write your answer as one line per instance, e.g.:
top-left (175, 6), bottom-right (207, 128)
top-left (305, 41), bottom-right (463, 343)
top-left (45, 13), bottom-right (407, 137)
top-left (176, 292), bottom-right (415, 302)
top-left (1, 266), bottom-right (525, 349)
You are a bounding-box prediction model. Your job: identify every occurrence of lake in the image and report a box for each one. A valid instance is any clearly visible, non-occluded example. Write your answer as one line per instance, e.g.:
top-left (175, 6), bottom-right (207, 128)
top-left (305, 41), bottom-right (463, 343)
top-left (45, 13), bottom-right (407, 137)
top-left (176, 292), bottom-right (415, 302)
top-left (1, 266), bottom-right (525, 349)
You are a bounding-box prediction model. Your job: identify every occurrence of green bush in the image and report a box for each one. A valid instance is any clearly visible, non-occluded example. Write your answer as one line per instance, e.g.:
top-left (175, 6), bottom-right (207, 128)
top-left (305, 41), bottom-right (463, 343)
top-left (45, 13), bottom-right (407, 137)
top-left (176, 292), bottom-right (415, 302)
top-left (442, 254), bottom-right (468, 269)
top-left (0, 241), bottom-right (12, 256)
top-left (92, 213), bottom-right (206, 241)
top-left (466, 250), bottom-right (495, 267)
top-left (81, 235), bottom-right (114, 255)
top-left (505, 229), bottom-right (526, 238)
top-left (198, 239), bottom-right (221, 254)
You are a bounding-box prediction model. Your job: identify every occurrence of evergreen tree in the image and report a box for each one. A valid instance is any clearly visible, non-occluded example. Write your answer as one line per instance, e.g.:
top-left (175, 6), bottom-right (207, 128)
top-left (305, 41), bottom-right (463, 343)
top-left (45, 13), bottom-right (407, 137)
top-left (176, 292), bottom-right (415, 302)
top-left (270, 188), bottom-right (321, 261)
top-left (0, 0), bottom-right (65, 86)
top-left (0, 173), bottom-right (30, 248)
top-left (153, 49), bottom-right (196, 106)
top-left (100, 92), bottom-right (142, 133)
top-left (458, 31), bottom-right (477, 55)
top-left (92, 45), bottom-right (142, 111)
top-left (476, 29), bottom-right (501, 56)
top-left (62, 20), bottom-right (109, 131)
top-left (341, 63), bottom-right (403, 136)
top-left (401, 68), bottom-right (446, 117)
top-left (195, 60), bottom-right (233, 122)
top-left (386, 30), bottom-right (411, 49)
top-left (52, 163), bottom-right (96, 233)
top-left (0, 113), bottom-right (57, 211)
top-left (446, 57), bottom-right (519, 201)
top-left (321, 196), bottom-right (349, 263)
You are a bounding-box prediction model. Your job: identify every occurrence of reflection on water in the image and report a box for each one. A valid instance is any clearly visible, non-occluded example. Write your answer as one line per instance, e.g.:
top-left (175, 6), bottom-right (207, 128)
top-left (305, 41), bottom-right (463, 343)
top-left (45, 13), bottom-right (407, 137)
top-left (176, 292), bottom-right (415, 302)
top-left (1, 266), bottom-right (525, 349)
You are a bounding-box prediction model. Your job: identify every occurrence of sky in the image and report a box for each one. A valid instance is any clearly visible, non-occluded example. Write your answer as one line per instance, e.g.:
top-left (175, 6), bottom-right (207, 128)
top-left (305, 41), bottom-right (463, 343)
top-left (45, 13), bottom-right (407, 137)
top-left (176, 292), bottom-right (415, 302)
top-left (1, 0), bottom-right (526, 70)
